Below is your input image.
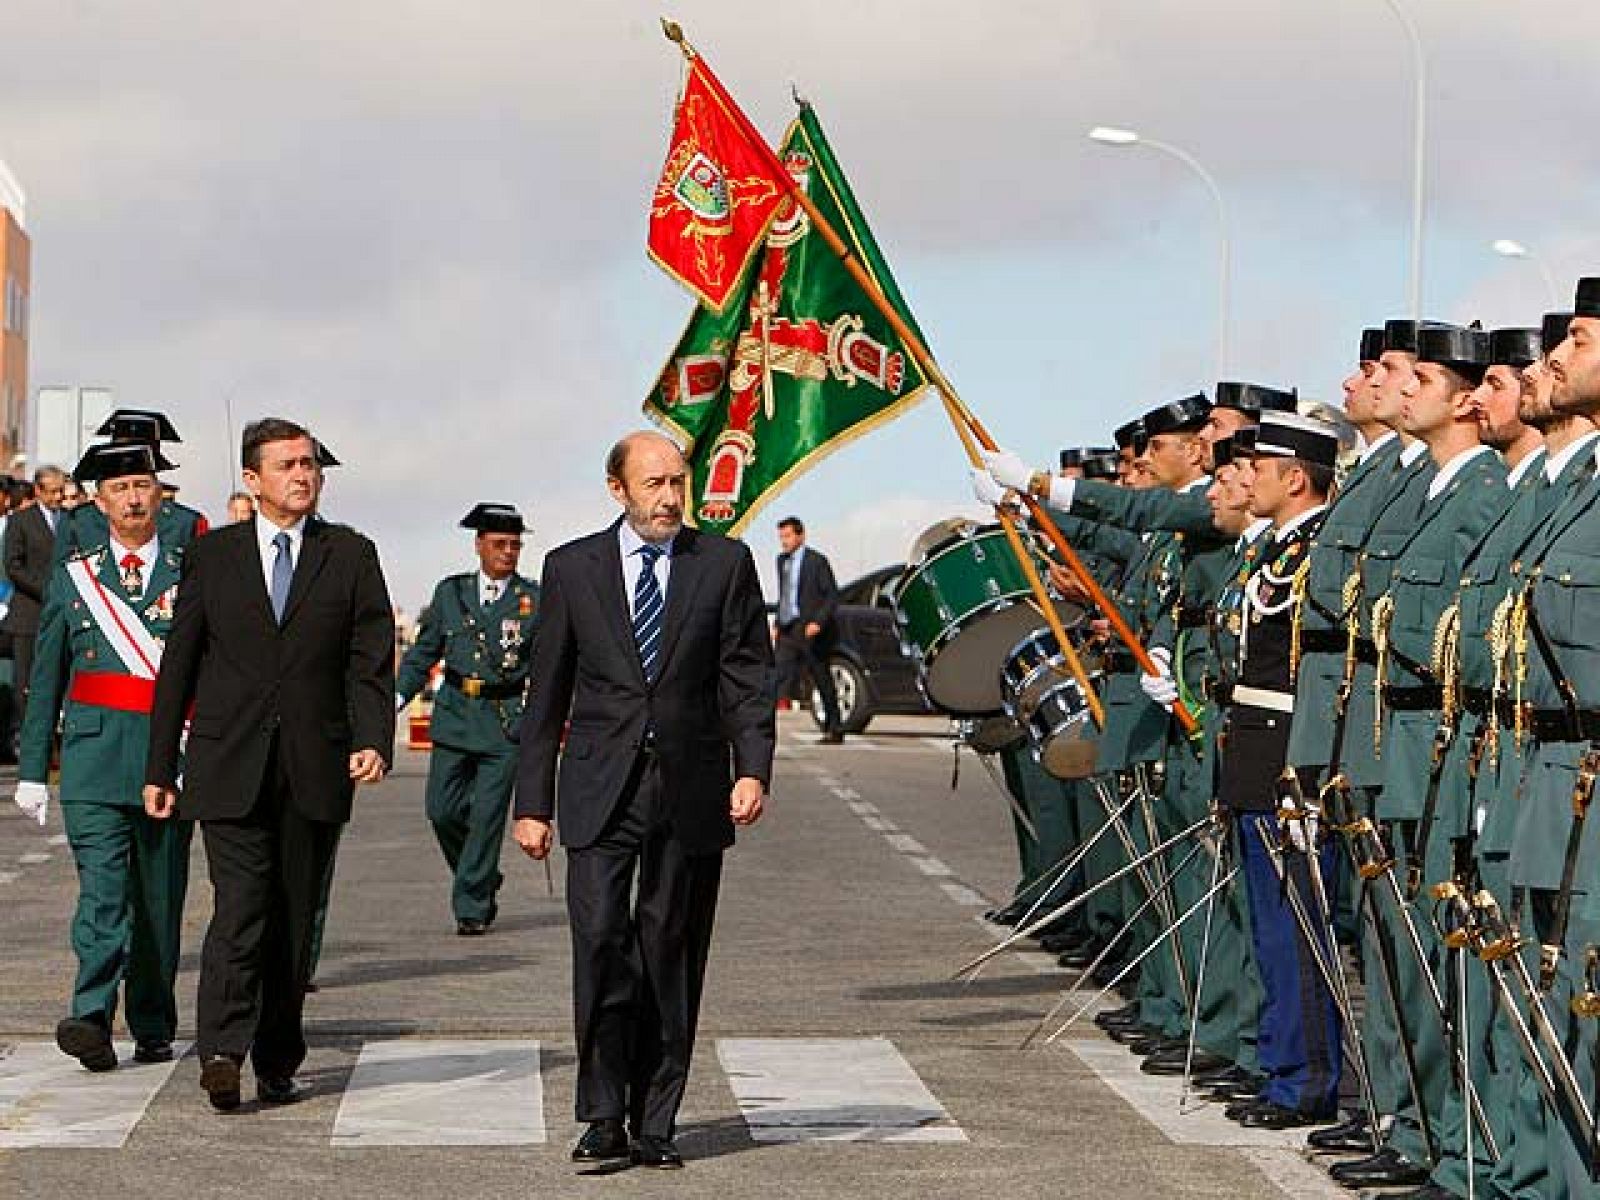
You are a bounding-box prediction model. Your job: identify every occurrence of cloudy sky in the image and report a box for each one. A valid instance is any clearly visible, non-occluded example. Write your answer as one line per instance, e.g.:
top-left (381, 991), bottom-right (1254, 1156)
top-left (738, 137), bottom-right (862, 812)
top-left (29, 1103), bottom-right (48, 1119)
top-left (4, 0), bottom-right (1600, 609)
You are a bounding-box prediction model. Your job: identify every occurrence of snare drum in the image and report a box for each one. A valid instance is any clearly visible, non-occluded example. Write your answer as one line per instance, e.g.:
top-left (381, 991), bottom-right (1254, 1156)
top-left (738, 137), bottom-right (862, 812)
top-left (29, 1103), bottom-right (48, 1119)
top-left (998, 627), bottom-right (1100, 779)
top-left (892, 524), bottom-right (1083, 715)
top-left (959, 714), bottom-right (1027, 755)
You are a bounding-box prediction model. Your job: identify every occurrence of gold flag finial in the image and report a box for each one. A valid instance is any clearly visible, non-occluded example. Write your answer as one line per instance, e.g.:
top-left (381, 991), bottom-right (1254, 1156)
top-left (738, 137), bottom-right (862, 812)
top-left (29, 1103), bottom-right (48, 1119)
top-left (660, 18), bottom-right (693, 56)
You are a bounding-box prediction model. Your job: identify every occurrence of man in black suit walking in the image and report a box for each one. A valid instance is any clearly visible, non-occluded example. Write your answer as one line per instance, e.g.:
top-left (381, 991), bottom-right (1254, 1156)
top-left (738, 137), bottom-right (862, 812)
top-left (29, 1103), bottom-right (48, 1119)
top-left (514, 430), bottom-right (774, 1170)
top-left (143, 418), bottom-right (394, 1111)
top-left (772, 515), bottom-right (845, 742)
top-left (4, 465), bottom-right (66, 723)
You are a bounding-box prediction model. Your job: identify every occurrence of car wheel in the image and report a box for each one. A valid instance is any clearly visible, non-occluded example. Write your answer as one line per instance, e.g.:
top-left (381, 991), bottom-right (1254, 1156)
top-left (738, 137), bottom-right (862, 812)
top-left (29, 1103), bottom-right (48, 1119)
top-left (811, 658), bottom-right (873, 734)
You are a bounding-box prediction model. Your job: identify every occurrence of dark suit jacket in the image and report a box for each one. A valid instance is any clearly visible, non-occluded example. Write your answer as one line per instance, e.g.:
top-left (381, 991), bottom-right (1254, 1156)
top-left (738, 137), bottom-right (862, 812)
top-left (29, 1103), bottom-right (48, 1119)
top-left (146, 516), bottom-right (396, 823)
top-left (514, 521), bottom-right (775, 854)
top-left (3, 506), bottom-right (60, 635)
top-left (775, 545), bottom-right (839, 635)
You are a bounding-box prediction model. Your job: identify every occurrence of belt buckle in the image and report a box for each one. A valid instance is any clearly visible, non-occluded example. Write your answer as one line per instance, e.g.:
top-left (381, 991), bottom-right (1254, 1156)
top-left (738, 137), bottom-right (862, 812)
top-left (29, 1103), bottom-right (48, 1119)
top-left (462, 677), bottom-right (484, 698)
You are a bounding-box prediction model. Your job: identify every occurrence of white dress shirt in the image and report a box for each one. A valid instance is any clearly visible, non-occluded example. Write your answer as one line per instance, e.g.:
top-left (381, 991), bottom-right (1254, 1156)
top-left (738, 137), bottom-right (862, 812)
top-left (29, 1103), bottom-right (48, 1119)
top-left (1546, 431), bottom-right (1600, 482)
top-left (618, 521), bottom-right (674, 619)
top-left (256, 514), bottom-right (307, 592)
top-left (1505, 446), bottom-right (1547, 490)
top-left (1359, 429), bottom-right (1398, 465)
top-left (1425, 444), bottom-right (1491, 502)
top-left (479, 571), bottom-right (507, 608)
top-left (109, 534), bottom-right (160, 583)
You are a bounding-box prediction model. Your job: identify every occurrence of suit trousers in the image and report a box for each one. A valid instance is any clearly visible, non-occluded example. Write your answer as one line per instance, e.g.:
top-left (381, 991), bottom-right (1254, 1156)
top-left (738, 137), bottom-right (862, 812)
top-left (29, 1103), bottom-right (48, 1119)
top-left (196, 740), bottom-right (341, 1076)
top-left (774, 625), bottom-right (840, 732)
top-left (566, 751), bottom-right (723, 1138)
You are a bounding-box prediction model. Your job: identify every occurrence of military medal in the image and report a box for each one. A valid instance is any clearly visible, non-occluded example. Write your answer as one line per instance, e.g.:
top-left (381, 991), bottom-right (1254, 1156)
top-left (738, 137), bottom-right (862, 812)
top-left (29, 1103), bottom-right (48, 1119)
top-left (518, 593), bottom-right (533, 617)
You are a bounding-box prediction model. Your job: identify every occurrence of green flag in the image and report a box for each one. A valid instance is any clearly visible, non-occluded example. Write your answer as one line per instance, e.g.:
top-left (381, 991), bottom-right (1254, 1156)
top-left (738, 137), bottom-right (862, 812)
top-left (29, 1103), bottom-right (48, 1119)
top-left (645, 105), bottom-right (930, 535)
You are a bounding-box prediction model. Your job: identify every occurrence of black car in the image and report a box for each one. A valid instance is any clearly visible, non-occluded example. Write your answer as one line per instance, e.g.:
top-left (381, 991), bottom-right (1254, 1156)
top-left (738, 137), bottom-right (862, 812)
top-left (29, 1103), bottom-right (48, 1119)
top-left (803, 565), bottom-right (933, 734)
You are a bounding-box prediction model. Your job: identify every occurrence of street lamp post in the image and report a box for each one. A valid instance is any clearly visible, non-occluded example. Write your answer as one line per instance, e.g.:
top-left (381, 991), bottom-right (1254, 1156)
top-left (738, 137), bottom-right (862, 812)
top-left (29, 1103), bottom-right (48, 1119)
top-left (1089, 125), bottom-right (1230, 380)
top-left (1492, 239), bottom-right (1560, 309)
top-left (1381, 0), bottom-right (1427, 317)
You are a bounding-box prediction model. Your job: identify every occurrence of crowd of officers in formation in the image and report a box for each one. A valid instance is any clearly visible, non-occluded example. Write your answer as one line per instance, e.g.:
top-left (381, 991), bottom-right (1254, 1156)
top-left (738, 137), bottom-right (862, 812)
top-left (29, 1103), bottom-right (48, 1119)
top-left (970, 279), bottom-right (1600, 1199)
top-left (11, 408), bottom-right (541, 1080)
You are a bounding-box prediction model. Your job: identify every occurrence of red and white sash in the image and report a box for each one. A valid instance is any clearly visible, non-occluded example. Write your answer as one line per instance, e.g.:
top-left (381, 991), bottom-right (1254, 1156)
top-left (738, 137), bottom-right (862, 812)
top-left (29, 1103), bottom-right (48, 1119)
top-left (65, 555), bottom-right (163, 679)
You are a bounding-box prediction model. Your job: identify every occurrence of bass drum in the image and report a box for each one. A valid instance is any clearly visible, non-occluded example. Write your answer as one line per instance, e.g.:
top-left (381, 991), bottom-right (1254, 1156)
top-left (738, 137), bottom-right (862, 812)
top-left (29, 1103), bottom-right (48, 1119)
top-left (998, 626), bottom-right (1101, 779)
top-left (959, 714), bottom-right (1027, 755)
top-left (892, 523), bottom-right (1083, 715)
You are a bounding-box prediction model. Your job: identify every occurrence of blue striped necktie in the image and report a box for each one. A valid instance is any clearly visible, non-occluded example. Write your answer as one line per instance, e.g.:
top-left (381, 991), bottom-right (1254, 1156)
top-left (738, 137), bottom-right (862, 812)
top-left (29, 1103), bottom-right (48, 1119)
top-left (633, 543), bottom-right (666, 681)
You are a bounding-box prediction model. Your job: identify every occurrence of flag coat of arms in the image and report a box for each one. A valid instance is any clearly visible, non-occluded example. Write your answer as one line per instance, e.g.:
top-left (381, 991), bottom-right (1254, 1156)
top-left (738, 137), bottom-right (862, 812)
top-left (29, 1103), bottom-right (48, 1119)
top-left (646, 105), bottom-right (930, 535)
top-left (648, 57), bottom-right (790, 314)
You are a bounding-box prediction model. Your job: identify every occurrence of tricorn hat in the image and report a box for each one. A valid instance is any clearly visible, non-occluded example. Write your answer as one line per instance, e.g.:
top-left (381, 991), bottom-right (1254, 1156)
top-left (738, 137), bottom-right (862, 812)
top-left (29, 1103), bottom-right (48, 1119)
top-left (1416, 325), bottom-right (1492, 379)
top-left (1140, 392), bottom-right (1212, 438)
top-left (1360, 327), bottom-right (1387, 363)
top-left (96, 408), bottom-right (182, 444)
top-left (1542, 312), bottom-right (1574, 354)
top-left (1059, 446), bottom-right (1117, 471)
top-left (460, 503), bottom-right (527, 535)
top-left (1112, 418), bottom-right (1145, 452)
top-left (1487, 328), bottom-right (1542, 370)
top-left (72, 442), bottom-right (166, 484)
top-left (1213, 381), bottom-right (1298, 418)
top-left (1574, 278), bottom-right (1600, 319)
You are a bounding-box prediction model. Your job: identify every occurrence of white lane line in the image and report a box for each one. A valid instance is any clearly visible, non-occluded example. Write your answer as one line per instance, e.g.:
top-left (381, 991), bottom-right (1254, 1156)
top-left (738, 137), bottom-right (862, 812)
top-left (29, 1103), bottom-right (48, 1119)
top-left (0, 1041), bottom-right (189, 1148)
top-left (47, 834), bottom-right (69, 846)
top-left (1240, 1147), bottom-right (1351, 1198)
top-left (883, 834), bottom-right (928, 855)
top-left (1068, 1039), bottom-right (1311, 1148)
top-left (717, 1037), bottom-right (966, 1144)
top-left (829, 786), bottom-right (861, 800)
top-left (1015, 952), bottom-right (1062, 975)
top-left (0, 871), bottom-right (19, 884)
top-left (17, 853), bottom-right (50, 865)
top-left (331, 1039), bottom-right (545, 1147)
top-left (908, 856), bottom-right (954, 877)
top-left (845, 800), bottom-right (878, 817)
top-left (862, 816), bottom-right (899, 833)
top-left (940, 882), bottom-right (989, 907)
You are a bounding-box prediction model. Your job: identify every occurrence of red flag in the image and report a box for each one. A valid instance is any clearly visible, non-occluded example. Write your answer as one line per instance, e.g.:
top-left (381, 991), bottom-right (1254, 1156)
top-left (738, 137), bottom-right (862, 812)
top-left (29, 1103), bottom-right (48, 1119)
top-left (648, 56), bottom-right (791, 313)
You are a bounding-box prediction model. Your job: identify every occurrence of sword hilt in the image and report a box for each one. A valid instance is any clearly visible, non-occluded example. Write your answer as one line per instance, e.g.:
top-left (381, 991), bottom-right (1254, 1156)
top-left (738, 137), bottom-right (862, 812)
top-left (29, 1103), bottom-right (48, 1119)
top-left (1345, 816), bottom-right (1394, 880)
top-left (1540, 943), bottom-right (1562, 994)
top-left (1429, 879), bottom-right (1473, 950)
top-left (1575, 947), bottom-right (1600, 1019)
top-left (1469, 889), bottom-right (1524, 962)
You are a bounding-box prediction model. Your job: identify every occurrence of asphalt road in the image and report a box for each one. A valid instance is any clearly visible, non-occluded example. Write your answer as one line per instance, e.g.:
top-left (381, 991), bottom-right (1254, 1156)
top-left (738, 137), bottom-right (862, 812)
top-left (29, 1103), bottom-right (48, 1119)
top-left (0, 713), bottom-right (1341, 1199)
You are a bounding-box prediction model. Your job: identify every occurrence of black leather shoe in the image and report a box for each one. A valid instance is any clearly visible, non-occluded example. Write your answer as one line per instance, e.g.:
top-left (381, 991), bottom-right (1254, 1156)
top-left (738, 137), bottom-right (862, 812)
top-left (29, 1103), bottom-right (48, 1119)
top-left (819, 731), bottom-right (845, 745)
top-left (1106, 1022), bottom-right (1159, 1046)
top-left (56, 1016), bottom-right (117, 1072)
top-left (1094, 1002), bottom-right (1140, 1029)
top-left (1375, 1185), bottom-right (1457, 1200)
top-left (985, 904), bottom-right (1026, 927)
top-left (1125, 1034), bottom-right (1169, 1057)
top-left (256, 1076), bottom-right (311, 1105)
top-left (1058, 941), bottom-right (1109, 969)
top-left (631, 1135), bottom-right (684, 1169)
top-left (1328, 1148), bottom-right (1429, 1189)
top-left (304, 979), bottom-right (321, 994)
top-left (1040, 930), bottom-right (1092, 954)
top-left (456, 918), bottom-right (489, 936)
top-left (1207, 1078), bottom-right (1266, 1103)
top-left (1141, 1047), bottom-right (1230, 1076)
top-left (1307, 1113), bottom-right (1374, 1153)
top-left (200, 1056), bottom-right (242, 1111)
top-left (572, 1119), bottom-right (630, 1162)
top-left (133, 1040), bottom-right (174, 1064)
top-left (1225, 1097), bottom-right (1270, 1121)
top-left (1234, 1101), bottom-right (1333, 1130)
top-left (1192, 1062), bottom-right (1250, 1088)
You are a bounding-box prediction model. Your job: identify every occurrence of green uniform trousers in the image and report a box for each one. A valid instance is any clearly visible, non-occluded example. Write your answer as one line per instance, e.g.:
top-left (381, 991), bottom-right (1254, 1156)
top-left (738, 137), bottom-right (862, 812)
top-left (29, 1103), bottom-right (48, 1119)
top-left (426, 742), bottom-right (518, 922)
top-left (61, 802), bottom-right (191, 1043)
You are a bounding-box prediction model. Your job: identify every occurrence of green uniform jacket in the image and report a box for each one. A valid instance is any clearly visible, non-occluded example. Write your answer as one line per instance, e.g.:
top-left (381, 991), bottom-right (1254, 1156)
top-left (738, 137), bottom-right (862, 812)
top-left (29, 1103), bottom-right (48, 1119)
top-left (396, 572), bottom-right (540, 752)
top-left (1373, 449), bottom-right (1508, 822)
top-left (54, 500), bottom-right (207, 565)
top-left (1286, 436), bottom-right (1404, 769)
top-left (1339, 449), bottom-right (1438, 790)
top-left (19, 543), bottom-right (183, 805)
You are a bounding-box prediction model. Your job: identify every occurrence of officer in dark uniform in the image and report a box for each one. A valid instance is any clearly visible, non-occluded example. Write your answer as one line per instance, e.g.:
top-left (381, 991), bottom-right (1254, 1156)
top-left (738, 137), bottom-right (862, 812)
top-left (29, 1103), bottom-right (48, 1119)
top-left (396, 504), bottom-right (540, 933)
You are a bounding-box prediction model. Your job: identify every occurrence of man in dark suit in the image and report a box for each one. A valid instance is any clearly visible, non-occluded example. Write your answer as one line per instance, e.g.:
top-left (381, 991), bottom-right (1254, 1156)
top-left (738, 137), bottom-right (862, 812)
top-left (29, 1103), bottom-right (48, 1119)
top-left (772, 515), bottom-right (844, 742)
top-left (514, 430), bottom-right (774, 1170)
top-left (143, 417), bottom-right (394, 1112)
top-left (4, 465), bottom-right (67, 724)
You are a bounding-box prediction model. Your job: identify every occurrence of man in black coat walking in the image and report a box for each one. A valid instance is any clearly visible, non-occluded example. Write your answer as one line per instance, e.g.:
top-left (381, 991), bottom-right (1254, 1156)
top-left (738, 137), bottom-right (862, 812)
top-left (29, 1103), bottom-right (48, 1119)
top-left (514, 430), bottom-right (774, 1170)
top-left (144, 417), bottom-right (394, 1112)
top-left (772, 515), bottom-right (845, 741)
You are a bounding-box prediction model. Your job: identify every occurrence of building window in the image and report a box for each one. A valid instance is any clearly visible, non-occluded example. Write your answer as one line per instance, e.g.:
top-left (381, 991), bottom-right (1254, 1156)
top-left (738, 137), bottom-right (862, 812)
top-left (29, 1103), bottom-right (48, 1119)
top-left (3, 274), bottom-right (24, 336)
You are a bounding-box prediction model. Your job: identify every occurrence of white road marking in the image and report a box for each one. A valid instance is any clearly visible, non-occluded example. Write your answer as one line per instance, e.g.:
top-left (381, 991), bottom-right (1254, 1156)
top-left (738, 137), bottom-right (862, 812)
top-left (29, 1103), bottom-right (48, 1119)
top-left (1067, 1038), bottom-right (1314, 1148)
top-left (845, 800), bottom-right (878, 818)
top-left (1015, 952), bottom-right (1062, 975)
top-left (0, 1041), bottom-right (189, 1148)
top-left (717, 1037), bottom-right (965, 1143)
top-left (940, 882), bottom-right (989, 907)
top-left (908, 856), bottom-right (953, 877)
top-left (0, 871), bottom-right (19, 884)
top-left (1240, 1147), bottom-right (1351, 1198)
top-left (862, 816), bottom-right (898, 833)
top-left (884, 834), bottom-right (928, 855)
top-left (47, 834), bottom-right (69, 846)
top-left (829, 786), bottom-right (861, 800)
top-left (17, 853), bottom-right (50, 865)
top-left (331, 1039), bottom-right (545, 1147)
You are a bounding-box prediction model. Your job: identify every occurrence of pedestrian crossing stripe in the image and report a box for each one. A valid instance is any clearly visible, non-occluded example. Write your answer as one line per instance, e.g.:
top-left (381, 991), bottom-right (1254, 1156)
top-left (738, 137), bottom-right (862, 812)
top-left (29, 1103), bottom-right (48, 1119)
top-left (0, 1037), bottom-right (965, 1150)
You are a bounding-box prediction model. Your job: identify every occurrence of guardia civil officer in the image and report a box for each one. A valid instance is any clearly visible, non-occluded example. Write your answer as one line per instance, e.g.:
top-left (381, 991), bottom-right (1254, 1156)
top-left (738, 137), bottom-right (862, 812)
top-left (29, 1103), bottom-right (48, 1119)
top-left (396, 504), bottom-right (540, 934)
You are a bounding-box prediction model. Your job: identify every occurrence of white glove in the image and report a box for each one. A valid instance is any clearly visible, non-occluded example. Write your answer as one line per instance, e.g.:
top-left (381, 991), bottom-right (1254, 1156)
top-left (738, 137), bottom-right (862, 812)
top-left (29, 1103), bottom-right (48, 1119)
top-left (14, 781), bottom-right (49, 827)
top-left (1139, 647), bottom-right (1178, 709)
top-left (970, 468), bottom-right (1009, 508)
top-left (1285, 808), bottom-right (1321, 854)
top-left (979, 447), bottom-right (1034, 492)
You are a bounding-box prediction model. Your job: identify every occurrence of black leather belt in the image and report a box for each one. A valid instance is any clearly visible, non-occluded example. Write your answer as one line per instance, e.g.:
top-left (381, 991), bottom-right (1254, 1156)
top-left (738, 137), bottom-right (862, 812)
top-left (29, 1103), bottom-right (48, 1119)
top-left (1461, 687), bottom-right (1516, 725)
top-left (1298, 628), bottom-right (1346, 655)
top-left (1526, 707), bottom-right (1600, 743)
top-left (1383, 683), bottom-right (1444, 711)
top-left (443, 669), bottom-right (526, 701)
top-left (1176, 606), bottom-right (1208, 630)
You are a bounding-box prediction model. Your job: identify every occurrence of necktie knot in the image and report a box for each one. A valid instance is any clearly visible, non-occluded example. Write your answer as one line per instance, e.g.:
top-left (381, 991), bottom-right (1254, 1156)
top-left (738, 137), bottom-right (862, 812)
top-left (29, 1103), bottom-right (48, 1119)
top-left (639, 543), bottom-right (663, 566)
